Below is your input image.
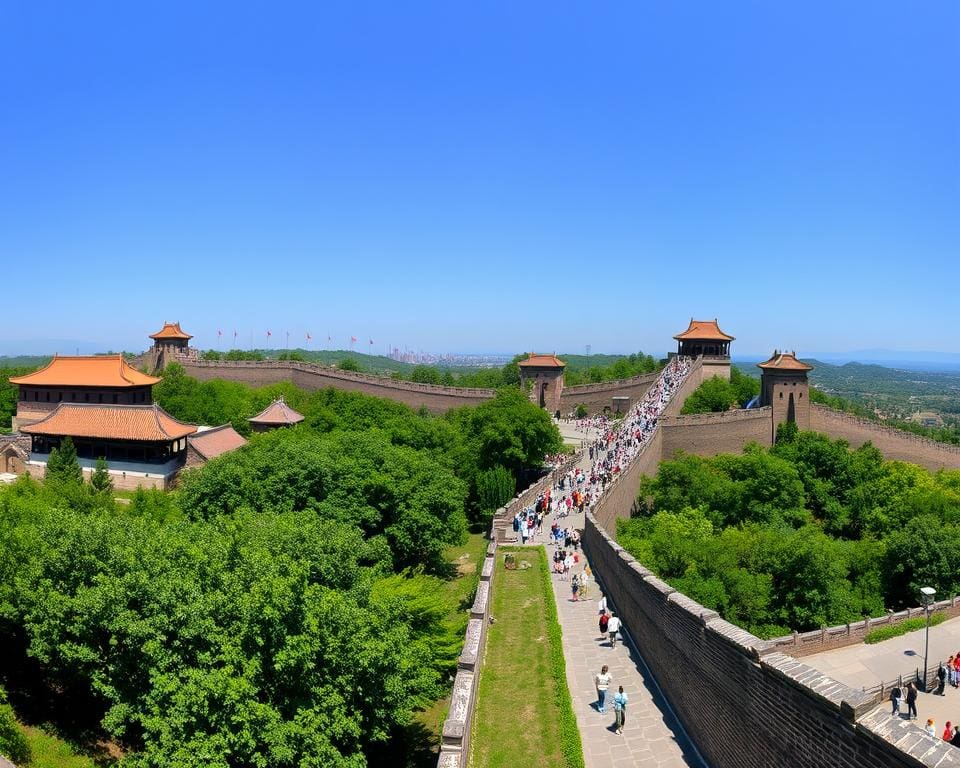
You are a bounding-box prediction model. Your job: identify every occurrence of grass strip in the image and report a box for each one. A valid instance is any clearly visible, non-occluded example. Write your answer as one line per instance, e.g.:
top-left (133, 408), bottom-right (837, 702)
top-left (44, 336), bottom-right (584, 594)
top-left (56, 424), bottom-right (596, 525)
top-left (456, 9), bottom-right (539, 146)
top-left (469, 546), bottom-right (584, 768)
top-left (865, 612), bottom-right (947, 644)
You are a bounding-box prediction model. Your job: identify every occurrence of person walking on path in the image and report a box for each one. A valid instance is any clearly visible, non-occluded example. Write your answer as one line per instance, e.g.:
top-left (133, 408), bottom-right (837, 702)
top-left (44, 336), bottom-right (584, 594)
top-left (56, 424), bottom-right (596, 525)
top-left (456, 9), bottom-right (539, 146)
top-left (936, 663), bottom-right (947, 696)
top-left (613, 685), bottom-right (628, 735)
top-left (597, 595), bottom-right (607, 616)
top-left (595, 665), bottom-right (612, 713)
top-left (571, 574), bottom-right (580, 602)
top-left (906, 681), bottom-right (919, 719)
top-left (890, 684), bottom-right (902, 716)
top-left (607, 613), bottom-right (621, 648)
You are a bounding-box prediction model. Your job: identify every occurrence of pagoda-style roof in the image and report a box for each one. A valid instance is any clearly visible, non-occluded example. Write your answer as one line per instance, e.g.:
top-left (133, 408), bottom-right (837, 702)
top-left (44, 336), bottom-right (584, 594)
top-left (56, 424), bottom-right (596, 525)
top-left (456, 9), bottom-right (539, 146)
top-left (517, 353), bottom-right (566, 368)
top-left (9, 355), bottom-right (160, 388)
top-left (673, 319), bottom-right (735, 342)
top-left (188, 424), bottom-right (247, 460)
top-left (150, 322), bottom-right (193, 341)
top-left (757, 350), bottom-right (813, 372)
top-left (248, 398), bottom-right (305, 426)
top-left (21, 403), bottom-right (197, 442)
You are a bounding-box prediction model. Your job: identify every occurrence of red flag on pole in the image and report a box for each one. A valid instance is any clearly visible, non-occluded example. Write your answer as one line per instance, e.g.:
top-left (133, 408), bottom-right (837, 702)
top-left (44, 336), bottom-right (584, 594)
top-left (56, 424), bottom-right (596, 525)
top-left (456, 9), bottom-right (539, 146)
top-left (267, 330), bottom-right (272, 337)
top-left (350, 336), bottom-right (357, 343)
top-left (306, 332), bottom-right (312, 341)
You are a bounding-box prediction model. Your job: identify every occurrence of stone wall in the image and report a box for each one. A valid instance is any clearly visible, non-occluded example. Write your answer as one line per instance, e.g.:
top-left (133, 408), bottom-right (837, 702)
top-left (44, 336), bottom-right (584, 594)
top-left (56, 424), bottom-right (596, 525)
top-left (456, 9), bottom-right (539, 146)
top-left (811, 404), bottom-right (960, 471)
top-left (24, 463), bottom-right (168, 490)
top-left (660, 407), bottom-right (772, 459)
top-left (583, 511), bottom-right (960, 768)
top-left (559, 372), bottom-right (659, 415)
top-left (181, 360), bottom-right (496, 414)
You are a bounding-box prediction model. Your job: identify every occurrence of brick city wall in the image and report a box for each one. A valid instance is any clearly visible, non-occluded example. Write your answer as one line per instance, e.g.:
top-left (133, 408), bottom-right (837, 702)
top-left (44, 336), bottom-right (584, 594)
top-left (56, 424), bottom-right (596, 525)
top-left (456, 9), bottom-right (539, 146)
top-left (180, 360), bottom-right (497, 414)
top-left (592, 428), bottom-right (662, 534)
top-left (660, 408), bottom-right (772, 459)
top-left (811, 404), bottom-right (960, 471)
top-left (559, 372), bottom-right (659, 415)
top-left (24, 463), bottom-right (168, 491)
top-left (583, 511), bottom-right (960, 768)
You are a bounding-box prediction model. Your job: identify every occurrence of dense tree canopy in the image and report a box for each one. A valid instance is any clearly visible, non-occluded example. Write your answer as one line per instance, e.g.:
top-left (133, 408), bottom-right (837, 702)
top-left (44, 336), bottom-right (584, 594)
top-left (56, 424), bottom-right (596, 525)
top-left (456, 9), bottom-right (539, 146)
top-left (679, 368), bottom-right (760, 415)
top-left (620, 431), bottom-right (960, 637)
top-left (0, 378), bottom-right (562, 766)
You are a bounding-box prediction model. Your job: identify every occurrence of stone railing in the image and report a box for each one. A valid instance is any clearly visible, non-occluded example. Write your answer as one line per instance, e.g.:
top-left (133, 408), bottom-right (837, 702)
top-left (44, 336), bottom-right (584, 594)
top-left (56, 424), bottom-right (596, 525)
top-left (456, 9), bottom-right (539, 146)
top-left (768, 595), bottom-right (960, 658)
top-left (562, 371), bottom-right (660, 395)
top-left (437, 536), bottom-right (496, 768)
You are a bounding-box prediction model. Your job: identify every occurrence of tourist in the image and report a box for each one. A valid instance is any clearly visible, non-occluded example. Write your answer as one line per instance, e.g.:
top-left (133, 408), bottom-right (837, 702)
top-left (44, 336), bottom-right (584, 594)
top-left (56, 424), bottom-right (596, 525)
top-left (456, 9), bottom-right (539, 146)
top-left (595, 665), bottom-right (612, 713)
top-left (944, 721), bottom-right (953, 741)
top-left (889, 684), bottom-right (901, 716)
top-left (613, 685), bottom-right (628, 735)
top-left (598, 594), bottom-right (607, 616)
top-left (937, 663), bottom-right (947, 696)
top-left (953, 653), bottom-right (960, 688)
top-left (949, 655), bottom-right (956, 688)
top-left (599, 611), bottom-right (609, 638)
top-left (571, 573), bottom-right (580, 602)
top-left (607, 613), bottom-right (621, 648)
top-left (952, 726), bottom-right (960, 747)
top-left (925, 718), bottom-right (937, 738)
top-left (906, 682), bottom-right (918, 719)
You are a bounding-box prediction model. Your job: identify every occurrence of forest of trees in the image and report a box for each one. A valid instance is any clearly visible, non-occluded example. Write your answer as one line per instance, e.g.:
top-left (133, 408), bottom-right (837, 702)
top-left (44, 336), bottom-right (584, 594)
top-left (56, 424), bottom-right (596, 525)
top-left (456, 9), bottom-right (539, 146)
top-left (0, 378), bottom-right (561, 767)
top-left (618, 427), bottom-right (960, 639)
top-left (679, 368), bottom-right (760, 414)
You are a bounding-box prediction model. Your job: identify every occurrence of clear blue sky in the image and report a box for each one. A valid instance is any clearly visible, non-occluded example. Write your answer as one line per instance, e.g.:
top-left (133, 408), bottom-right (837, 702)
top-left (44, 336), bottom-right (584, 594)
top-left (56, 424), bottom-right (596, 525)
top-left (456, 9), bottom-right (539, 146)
top-left (1, 2), bottom-right (956, 357)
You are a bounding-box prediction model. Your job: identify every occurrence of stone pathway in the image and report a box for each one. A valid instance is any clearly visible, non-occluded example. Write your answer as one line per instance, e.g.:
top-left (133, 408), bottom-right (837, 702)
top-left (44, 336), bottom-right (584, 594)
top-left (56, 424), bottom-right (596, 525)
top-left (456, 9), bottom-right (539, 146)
top-left (515, 420), bottom-right (705, 767)
top-left (548, 561), bottom-right (704, 767)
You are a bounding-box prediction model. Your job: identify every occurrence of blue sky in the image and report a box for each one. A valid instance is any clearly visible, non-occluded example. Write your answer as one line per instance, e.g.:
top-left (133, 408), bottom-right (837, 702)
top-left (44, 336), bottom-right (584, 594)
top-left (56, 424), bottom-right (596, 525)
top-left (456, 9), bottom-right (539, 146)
top-left (1, 2), bottom-right (956, 357)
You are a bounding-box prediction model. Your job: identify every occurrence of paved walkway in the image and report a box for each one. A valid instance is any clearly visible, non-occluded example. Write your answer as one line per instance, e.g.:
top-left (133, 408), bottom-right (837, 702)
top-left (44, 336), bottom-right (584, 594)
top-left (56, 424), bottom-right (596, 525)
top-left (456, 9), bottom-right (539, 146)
top-left (517, 420), bottom-right (704, 767)
top-left (804, 614), bottom-right (960, 734)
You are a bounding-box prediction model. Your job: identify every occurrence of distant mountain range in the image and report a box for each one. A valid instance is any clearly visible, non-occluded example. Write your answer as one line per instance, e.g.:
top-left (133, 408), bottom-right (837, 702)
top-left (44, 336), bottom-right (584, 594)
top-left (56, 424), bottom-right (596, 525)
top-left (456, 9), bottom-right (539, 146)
top-left (737, 350), bottom-right (960, 373)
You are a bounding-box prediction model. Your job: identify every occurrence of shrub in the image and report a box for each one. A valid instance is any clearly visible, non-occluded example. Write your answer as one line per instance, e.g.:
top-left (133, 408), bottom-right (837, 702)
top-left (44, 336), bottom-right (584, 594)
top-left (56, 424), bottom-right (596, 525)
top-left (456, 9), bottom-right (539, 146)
top-left (0, 687), bottom-right (30, 765)
top-left (865, 613), bottom-right (947, 644)
top-left (574, 404), bottom-right (588, 418)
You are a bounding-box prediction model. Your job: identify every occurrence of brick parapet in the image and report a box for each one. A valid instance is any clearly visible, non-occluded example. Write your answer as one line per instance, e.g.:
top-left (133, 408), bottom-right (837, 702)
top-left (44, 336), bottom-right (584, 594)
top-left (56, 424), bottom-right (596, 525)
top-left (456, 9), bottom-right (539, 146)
top-left (583, 510), bottom-right (960, 767)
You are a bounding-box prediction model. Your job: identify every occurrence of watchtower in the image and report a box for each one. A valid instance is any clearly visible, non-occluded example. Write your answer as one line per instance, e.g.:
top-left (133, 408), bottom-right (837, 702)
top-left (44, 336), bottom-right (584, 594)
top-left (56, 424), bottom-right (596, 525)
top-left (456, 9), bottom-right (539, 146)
top-left (673, 318), bottom-right (734, 382)
top-left (758, 350), bottom-right (813, 440)
top-left (518, 354), bottom-right (565, 417)
top-left (148, 322), bottom-right (194, 371)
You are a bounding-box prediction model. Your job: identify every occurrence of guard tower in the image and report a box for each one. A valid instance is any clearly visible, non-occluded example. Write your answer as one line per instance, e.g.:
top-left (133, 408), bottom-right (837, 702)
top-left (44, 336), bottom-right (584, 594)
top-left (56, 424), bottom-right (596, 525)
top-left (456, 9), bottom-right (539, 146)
top-left (758, 350), bottom-right (813, 440)
top-left (673, 318), bottom-right (734, 382)
top-left (518, 354), bottom-right (565, 417)
top-left (148, 322), bottom-right (194, 371)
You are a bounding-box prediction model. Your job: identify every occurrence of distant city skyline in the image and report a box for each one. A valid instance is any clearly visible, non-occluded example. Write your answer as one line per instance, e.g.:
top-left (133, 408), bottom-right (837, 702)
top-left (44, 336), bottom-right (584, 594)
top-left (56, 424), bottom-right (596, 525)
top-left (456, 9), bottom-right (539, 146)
top-left (1, 3), bottom-right (956, 356)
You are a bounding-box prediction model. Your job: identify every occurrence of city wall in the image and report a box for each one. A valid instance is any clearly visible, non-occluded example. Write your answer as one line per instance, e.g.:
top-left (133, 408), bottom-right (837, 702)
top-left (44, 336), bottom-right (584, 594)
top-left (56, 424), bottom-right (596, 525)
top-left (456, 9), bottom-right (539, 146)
top-left (180, 360), bottom-right (496, 414)
top-left (559, 372), bottom-right (659, 415)
top-left (660, 408), bottom-right (772, 459)
top-left (811, 404), bottom-right (960, 471)
top-left (584, 506), bottom-right (959, 768)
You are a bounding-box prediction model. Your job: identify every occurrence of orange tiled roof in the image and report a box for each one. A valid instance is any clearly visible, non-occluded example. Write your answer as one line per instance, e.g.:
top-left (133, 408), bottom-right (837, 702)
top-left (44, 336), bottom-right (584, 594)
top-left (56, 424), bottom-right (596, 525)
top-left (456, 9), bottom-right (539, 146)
top-left (673, 319), bottom-right (735, 342)
top-left (188, 424), bottom-right (247, 460)
top-left (149, 322), bottom-right (192, 340)
top-left (21, 404), bottom-right (197, 441)
top-left (757, 350), bottom-right (813, 372)
top-left (249, 398), bottom-right (305, 425)
top-left (9, 355), bottom-right (161, 388)
top-left (517, 353), bottom-right (566, 368)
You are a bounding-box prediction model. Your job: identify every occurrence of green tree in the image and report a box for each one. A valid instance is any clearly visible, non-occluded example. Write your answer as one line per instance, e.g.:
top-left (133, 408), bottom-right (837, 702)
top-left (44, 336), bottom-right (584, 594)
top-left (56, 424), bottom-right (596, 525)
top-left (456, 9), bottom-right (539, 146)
top-left (680, 376), bottom-right (739, 414)
top-left (45, 436), bottom-right (84, 485)
top-left (338, 357), bottom-right (360, 371)
top-left (475, 465), bottom-right (515, 524)
top-left (90, 457), bottom-right (113, 494)
top-left (0, 686), bottom-right (30, 765)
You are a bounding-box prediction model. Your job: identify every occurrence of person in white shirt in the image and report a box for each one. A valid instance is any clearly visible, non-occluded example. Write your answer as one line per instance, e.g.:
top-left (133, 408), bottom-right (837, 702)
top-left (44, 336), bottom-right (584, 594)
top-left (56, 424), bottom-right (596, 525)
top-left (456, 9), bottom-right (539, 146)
top-left (595, 665), bottom-right (612, 713)
top-left (607, 614), bottom-right (621, 648)
top-left (597, 595), bottom-right (607, 616)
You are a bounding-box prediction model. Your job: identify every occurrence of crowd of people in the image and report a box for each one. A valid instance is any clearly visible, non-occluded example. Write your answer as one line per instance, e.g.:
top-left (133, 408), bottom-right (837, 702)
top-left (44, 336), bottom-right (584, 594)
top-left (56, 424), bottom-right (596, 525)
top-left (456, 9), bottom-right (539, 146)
top-left (513, 356), bottom-right (694, 736)
top-left (891, 658), bottom-right (960, 747)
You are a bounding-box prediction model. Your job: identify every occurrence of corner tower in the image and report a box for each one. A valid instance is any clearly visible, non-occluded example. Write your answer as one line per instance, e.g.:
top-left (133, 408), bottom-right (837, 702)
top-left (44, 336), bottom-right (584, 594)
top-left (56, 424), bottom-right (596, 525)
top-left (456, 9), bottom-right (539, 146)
top-left (758, 350), bottom-right (813, 440)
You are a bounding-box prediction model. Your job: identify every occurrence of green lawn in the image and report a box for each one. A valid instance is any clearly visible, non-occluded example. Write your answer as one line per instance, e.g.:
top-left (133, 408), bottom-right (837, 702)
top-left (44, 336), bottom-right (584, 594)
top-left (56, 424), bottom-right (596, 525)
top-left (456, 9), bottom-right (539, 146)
top-left (19, 724), bottom-right (115, 768)
top-left (469, 547), bottom-right (583, 768)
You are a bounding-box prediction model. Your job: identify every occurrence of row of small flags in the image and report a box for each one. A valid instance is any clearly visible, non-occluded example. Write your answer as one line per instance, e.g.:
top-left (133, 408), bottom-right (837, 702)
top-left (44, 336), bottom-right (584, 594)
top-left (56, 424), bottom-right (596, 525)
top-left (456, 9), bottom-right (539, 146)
top-left (215, 330), bottom-right (374, 345)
